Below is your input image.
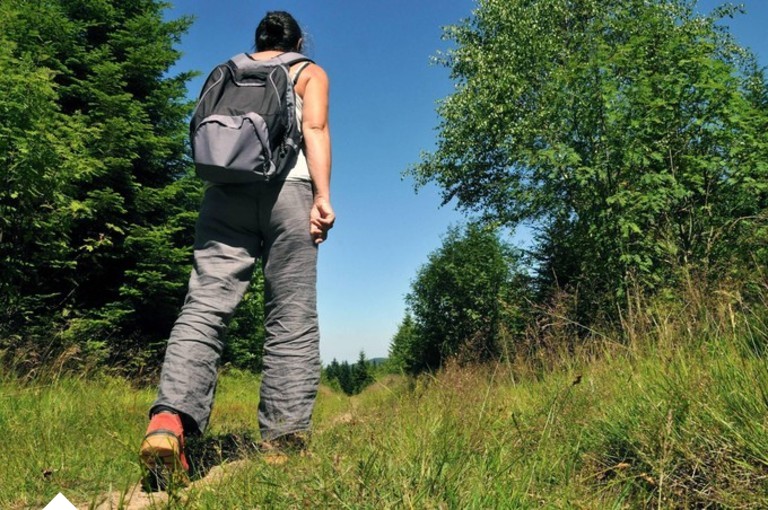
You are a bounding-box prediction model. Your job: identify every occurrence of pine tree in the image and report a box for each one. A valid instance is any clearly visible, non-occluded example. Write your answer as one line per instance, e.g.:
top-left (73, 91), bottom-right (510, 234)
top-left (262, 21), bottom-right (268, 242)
top-left (351, 351), bottom-right (373, 394)
top-left (0, 0), bottom-right (200, 369)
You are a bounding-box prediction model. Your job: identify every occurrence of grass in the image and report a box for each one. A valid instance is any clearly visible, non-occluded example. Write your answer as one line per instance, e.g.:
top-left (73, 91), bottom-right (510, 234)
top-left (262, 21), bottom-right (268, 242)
top-left (0, 374), bottom-right (153, 508)
top-left (3, 287), bottom-right (768, 508)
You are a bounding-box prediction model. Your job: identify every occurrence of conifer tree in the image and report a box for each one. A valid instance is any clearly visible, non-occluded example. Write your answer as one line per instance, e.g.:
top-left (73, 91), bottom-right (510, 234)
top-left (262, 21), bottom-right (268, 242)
top-left (0, 0), bottom-right (201, 368)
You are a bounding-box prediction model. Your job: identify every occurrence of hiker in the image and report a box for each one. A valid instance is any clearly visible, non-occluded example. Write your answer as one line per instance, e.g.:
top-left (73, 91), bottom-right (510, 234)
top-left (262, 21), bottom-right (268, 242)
top-left (139, 10), bottom-right (334, 477)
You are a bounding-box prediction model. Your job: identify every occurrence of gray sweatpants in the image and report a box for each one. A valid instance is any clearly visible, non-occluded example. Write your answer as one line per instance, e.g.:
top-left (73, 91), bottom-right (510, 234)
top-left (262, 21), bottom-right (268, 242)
top-left (151, 180), bottom-right (320, 441)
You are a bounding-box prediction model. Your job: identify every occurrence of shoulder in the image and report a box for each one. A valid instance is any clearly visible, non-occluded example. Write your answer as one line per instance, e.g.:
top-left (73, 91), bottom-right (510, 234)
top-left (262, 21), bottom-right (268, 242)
top-left (294, 61), bottom-right (328, 82)
top-left (293, 61), bottom-right (329, 97)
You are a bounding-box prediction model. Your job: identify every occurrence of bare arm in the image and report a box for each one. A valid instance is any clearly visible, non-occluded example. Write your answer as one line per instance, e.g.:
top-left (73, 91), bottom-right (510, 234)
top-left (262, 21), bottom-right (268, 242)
top-left (299, 64), bottom-right (335, 244)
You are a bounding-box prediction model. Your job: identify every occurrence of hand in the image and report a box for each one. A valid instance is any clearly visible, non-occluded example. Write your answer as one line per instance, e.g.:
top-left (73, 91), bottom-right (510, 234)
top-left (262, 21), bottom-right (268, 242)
top-left (310, 197), bottom-right (335, 244)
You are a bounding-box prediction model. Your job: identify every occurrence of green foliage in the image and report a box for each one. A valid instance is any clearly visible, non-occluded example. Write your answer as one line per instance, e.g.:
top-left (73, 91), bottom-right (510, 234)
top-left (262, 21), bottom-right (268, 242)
top-left (394, 223), bottom-right (530, 372)
top-left (386, 313), bottom-right (422, 374)
top-left (324, 352), bottom-right (375, 395)
top-left (223, 270), bottom-right (266, 372)
top-left (0, 21), bottom-right (96, 337)
top-left (0, 0), bottom-right (201, 369)
top-left (412, 0), bottom-right (768, 316)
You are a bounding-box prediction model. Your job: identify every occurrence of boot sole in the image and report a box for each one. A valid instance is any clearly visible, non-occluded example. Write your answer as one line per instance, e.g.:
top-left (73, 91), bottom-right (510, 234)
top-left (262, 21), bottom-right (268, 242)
top-left (139, 432), bottom-right (189, 488)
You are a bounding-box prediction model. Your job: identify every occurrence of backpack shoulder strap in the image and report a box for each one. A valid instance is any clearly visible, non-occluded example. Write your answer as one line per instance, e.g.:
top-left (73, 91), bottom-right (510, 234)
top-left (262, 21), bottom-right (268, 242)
top-left (229, 52), bottom-right (312, 68)
top-left (276, 52), bottom-right (314, 67)
top-left (226, 53), bottom-right (313, 83)
top-left (275, 52), bottom-right (314, 85)
top-left (291, 62), bottom-right (312, 84)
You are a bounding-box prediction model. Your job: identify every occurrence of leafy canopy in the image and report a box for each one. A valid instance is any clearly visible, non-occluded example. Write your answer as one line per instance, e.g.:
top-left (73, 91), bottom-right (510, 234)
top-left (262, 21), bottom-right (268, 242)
top-left (392, 224), bottom-right (529, 372)
top-left (412, 0), bottom-right (768, 309)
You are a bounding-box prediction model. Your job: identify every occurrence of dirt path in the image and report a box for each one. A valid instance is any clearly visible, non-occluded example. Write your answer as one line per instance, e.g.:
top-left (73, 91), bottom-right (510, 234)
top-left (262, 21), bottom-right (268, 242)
top-left (89, 459), bottom-right (250, 510)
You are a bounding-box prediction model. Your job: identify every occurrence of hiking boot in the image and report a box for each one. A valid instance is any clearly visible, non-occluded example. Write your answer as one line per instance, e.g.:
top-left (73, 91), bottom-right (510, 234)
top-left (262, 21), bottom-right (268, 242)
top-left (139, 411), bottom-right (190, 487)
top-left (259, 432), bottom-right (310, 465)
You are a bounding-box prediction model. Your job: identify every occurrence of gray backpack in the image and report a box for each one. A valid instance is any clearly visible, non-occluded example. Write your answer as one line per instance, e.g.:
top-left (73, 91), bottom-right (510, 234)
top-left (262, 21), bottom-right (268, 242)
top-left (190, 52), bottom-right (312, 183)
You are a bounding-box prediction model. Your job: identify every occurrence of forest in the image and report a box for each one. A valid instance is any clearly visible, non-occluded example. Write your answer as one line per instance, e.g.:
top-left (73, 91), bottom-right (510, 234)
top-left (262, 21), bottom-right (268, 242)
top-left (0, 0), bottom-right (272, 374)
top-left (1, 0), bottom-right (766, 378)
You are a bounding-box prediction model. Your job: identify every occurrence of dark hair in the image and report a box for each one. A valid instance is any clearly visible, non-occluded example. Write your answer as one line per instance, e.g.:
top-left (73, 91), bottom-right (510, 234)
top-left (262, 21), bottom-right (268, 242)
top-left (255, 11), bottom-right (303, 52)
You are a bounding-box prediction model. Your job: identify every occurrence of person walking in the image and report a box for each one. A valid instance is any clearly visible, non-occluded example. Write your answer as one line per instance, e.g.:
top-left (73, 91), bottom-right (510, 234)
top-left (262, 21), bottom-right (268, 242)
top-left (139, 10), bottom-right (334, 478)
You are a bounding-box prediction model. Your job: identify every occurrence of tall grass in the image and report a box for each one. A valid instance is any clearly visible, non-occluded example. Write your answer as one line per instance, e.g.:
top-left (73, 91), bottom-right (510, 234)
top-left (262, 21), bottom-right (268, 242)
top-left (2, 281), bottom-right (768, 508)
top-left (0, 373), bottom-right (152, 508)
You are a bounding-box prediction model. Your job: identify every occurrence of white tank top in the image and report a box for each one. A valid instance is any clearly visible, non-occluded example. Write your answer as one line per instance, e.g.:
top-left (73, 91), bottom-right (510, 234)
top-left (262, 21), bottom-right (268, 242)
top-left (284, 93), bottom-right (311, 182)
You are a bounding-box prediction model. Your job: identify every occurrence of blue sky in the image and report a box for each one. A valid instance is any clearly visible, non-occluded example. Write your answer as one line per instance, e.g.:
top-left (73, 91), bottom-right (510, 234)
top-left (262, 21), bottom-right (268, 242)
top-left (164, 1), bottom-right (767, 363)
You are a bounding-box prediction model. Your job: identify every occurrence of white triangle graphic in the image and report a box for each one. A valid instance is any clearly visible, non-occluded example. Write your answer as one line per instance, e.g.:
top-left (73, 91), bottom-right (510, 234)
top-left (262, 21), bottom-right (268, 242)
top-left (43, 493), bottom-right (77, 510)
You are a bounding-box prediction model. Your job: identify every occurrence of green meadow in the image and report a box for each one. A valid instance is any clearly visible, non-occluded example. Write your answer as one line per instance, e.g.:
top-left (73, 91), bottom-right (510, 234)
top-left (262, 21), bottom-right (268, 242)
top-left (4, 289), bottom-right (768, 509)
